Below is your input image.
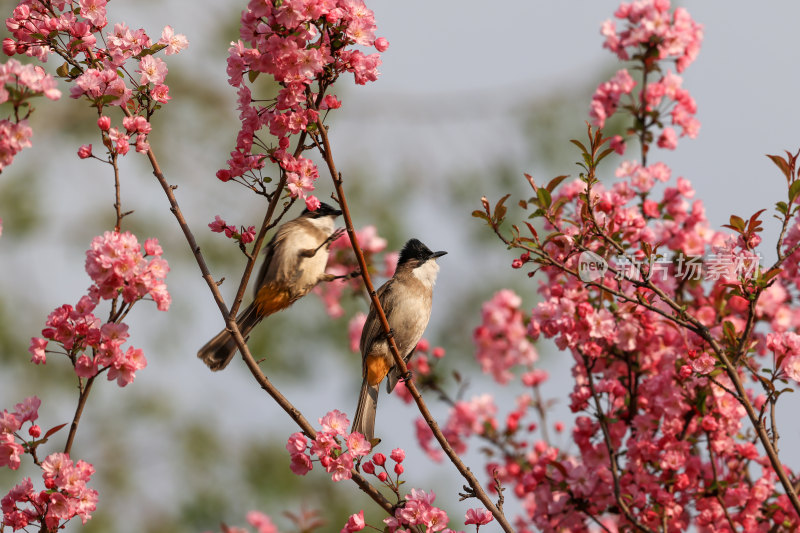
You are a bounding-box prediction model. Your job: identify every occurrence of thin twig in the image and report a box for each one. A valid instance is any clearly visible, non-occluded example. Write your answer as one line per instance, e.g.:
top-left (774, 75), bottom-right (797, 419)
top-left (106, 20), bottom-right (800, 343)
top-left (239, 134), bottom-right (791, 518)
top-left (581, 351), bottom-right (653, 533)
top-left (64, 375), bottom-right (96, 455)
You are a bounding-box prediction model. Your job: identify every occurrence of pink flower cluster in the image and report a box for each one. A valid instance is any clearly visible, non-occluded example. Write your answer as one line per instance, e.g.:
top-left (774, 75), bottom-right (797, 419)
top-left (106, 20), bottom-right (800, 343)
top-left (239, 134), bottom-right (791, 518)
top-left (84, 231), bottom-right (170, 310)
top-left (360, 447), bottom-right (406, 484)
top-left (209, 215), bottom-right (256, 244)
top-left (382, 489), bottom-right (457, 533)
top-left (317, 225), bottom-right (391, 318)
top-left (0, 58), bottom-right (61, 171)
top-left (1, 398), bottom-right (98, 531)
top-left (766, 332), bottom-right (800, 383)
top-left (416, 395), bottom-right (498, 463)
top-left (589, 69), bottom-right (635, 129)
top-left (28, 232), bottom-right (169, 387)
top-left (473, 289), bottom-right (538, 384)
top-left (592, 0), bottom-right (702, 150)
top-left (601, 0), bottom-right (703, 72)
top-left (459, 3), bottom-right (800, 529)
top-left (0, 397), bottom-right (40, 471)
top-left (29, 296), bottom-right (147, 387)
top-left (220, 0), bottom-right (387, 206)
top-left (285, 410), bottom-right (371, 482)
top-left (5, 1), bottom-right (186, 159)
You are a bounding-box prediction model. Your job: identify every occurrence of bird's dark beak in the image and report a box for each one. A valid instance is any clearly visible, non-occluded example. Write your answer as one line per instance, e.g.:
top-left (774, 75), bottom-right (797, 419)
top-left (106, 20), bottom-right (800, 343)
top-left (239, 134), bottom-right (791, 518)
top-left (431, 250), bottom-right (447, 259)
top-left (333, 209), bottom-right (343, 217)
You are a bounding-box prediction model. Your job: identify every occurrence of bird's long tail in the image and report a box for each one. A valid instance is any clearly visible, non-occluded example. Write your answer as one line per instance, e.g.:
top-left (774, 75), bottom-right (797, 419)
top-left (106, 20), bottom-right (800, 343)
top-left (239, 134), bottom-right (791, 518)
top-left (351, 377), bottom-right (379, 441)
top-left (197, 302), bottom-right (262, 371)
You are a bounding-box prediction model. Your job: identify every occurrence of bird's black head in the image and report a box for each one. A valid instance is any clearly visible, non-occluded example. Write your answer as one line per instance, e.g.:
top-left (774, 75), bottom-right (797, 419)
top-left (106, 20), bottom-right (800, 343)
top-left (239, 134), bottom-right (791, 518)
top-left (303, 201), bottom-right (342, 218)
top-left (398, 238), bottom-right (447, 266)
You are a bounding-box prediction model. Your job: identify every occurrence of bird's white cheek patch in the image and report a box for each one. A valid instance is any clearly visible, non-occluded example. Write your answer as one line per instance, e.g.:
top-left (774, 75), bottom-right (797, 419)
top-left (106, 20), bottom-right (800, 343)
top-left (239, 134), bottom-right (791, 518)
top-left (412, 260), bottom-right (440, 287)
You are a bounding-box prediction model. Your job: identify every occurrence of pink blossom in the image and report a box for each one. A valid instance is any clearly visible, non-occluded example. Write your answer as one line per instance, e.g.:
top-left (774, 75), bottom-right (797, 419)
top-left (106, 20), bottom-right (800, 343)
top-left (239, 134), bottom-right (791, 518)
top-left (374, 37), bottom-right (389, 52)
top-left (0, 432), bottom-right (24, 469)
top-left (137, 55), bottom-right (168, 85)
top-left (78, 144), bottom-right (92, 158)
top-left (151, 84), bottom-right (170, 103)
top-left (690, 353), bottom-right (715, 374)
top-left (390, 448), bottom-right (406, 463)
top-left (247, 511), bottom-right (278, 533)
top-left (14, 396), bottom-right (40, 424)
top-left (657, 127), bottom-right (678, 150)
top-left (464, 508), bottom-right (493, 526)
top-left (28, 337), bottom-right (47, 364)
top-left (346, 432), bottom-right (371, 457)
top-left (209, 215), bottom-right (227, 233)
top-left (319, 410), bottom-right (350, 436)
top-left (328, 452), bottom-right (354, 482)
top-left (782, 355), bottom-right (800, 383)
top-left (341, 510), bottom-right (365, 533)
top-left (589, 69), bottom-right (635, 128)
top-left (158, 26), bottom-right (188, 55)
top-left (473, 290), bottom-right (537, 384)
top-left (289, 451), bottom-right (312, 475)
top-left (304, 195), bottom-right (321, 211)
top-left (348, 313), bottom-right (366, 352)
top-left (78, 0), bottom-right (107, 28)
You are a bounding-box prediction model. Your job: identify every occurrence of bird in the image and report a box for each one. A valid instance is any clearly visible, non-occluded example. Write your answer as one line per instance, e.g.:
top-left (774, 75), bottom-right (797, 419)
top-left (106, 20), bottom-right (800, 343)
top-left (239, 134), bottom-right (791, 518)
top-left (197, 202), bottom-right (343, 371)
top-left (351, 238), bottom-right (446, 440)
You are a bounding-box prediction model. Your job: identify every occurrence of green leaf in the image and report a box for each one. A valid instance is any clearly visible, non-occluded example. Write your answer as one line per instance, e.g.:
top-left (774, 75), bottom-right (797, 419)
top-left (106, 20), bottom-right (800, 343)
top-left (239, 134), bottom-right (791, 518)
top-left (570, 139), bottom-right (588, 154)
top-left (767, 153), bottom-right (792, 182)
top-left (248, 70), bottom-right (260, 83)
top-left (494, 193), bottom-right (511, 223)
top-left (44, 423), bottom-right (68, 439)
top-left (595, 146), bottom-right (616, 165)
top-left (551, 196), bottom-right (569, 215)
top-left (56, 62), bottom-right (70, 78)
top-left (722, 321), bottom-right (737, 343)
top-left (790, 180), bottom-right (800, 204)
top-left (545, 175), bottom-right (570, 193)
top-left (471, 210), bottom-right (490, 222)
top-left (727, 215), bottom-right (745, 232)
top-left (776, 201), bottom-right (788, 216)
top-left (536, 188), bottom-right (552, 209)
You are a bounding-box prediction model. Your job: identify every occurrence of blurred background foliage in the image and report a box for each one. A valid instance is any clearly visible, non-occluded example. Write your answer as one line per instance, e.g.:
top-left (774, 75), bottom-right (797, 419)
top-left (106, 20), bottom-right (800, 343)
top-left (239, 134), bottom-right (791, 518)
top-left (3, 0), bottom-right (797, 532)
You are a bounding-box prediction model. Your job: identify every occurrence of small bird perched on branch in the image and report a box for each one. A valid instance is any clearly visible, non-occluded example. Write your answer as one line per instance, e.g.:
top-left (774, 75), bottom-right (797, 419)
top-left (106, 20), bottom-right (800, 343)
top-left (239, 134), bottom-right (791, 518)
top-left (197, 202), bottom-right (343, 371)
top-left (352, 238), bottom-right (446, 440)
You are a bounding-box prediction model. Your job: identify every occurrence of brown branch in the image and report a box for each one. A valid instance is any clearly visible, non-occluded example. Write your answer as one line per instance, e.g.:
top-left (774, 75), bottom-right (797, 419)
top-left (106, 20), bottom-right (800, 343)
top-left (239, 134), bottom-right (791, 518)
top-left (64, 375), bottom-right (96, 455)
top-left (581, 351), bottom-right (653, 533)
top-left (313, 118), bottom-right (515, 533)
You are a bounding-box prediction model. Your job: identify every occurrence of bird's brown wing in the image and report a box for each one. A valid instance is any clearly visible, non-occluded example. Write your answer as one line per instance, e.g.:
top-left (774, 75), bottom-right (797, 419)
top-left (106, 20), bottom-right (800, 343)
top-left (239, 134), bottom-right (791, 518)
top-left (253, 228), bottom-right (285, 298)
top-left (359, 279), bottom-right (395, 375)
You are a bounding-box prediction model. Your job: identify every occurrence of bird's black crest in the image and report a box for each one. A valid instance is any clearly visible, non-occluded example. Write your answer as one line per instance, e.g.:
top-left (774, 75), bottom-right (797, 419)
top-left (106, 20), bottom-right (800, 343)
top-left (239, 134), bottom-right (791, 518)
top-left (398, 238), bottom-right (433, 265)
top-left (303, 202), bottom-right (342, 218)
